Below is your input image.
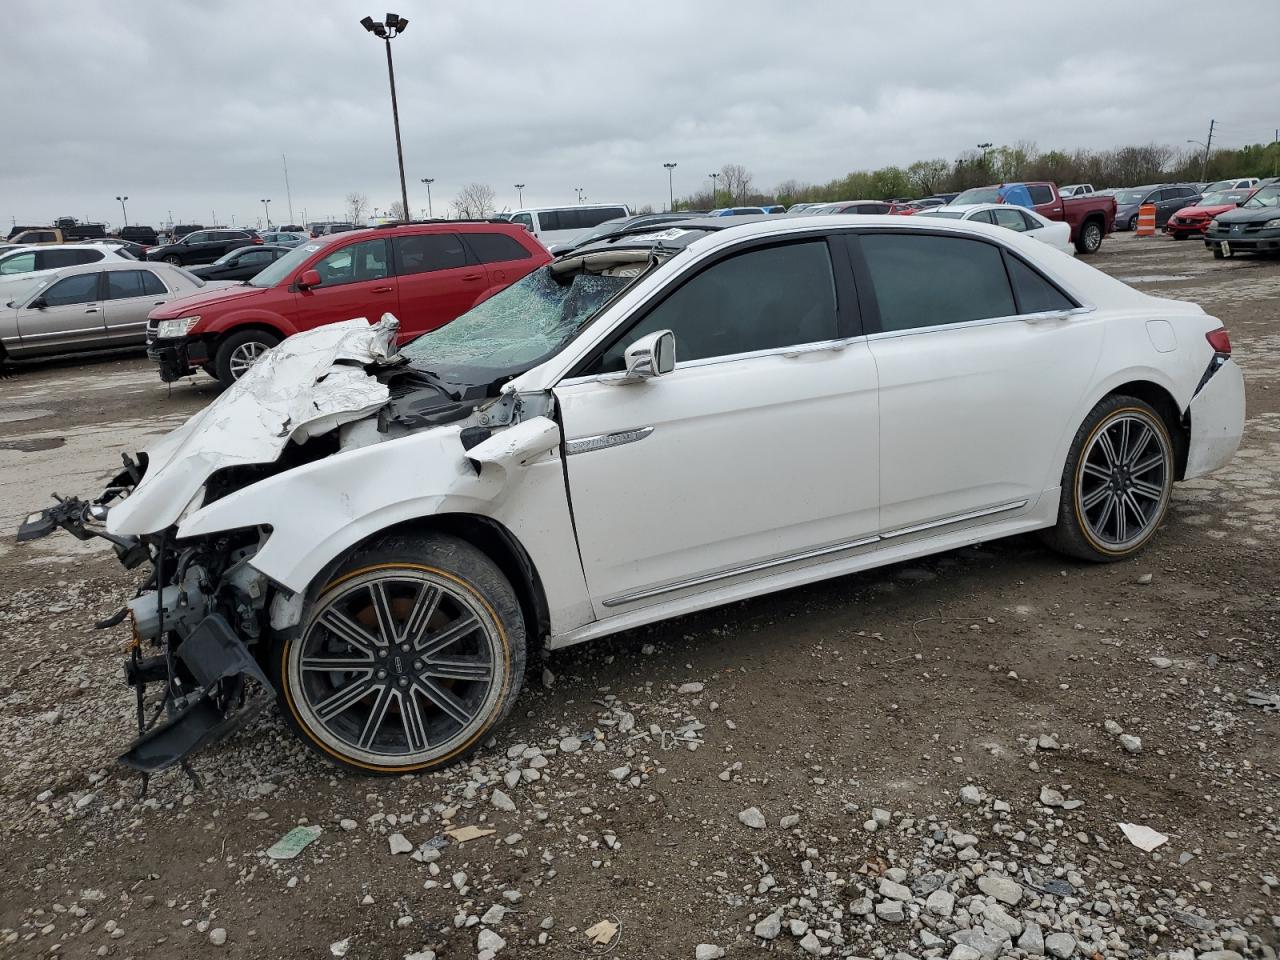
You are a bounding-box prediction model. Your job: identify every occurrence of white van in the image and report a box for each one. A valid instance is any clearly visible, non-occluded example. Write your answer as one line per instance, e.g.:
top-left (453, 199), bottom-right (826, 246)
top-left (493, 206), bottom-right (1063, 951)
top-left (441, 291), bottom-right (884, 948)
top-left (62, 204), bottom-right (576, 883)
top-left (508, 204), bottom-right (630, 247)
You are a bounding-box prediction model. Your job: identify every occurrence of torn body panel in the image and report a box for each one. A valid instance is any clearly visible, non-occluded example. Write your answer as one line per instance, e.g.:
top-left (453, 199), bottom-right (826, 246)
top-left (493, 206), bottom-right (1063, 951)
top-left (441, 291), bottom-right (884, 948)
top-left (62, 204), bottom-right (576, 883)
top-left (1185, 357), bottom-right (1245, 479)
top-left (108, 316), bottom-right (400, 537)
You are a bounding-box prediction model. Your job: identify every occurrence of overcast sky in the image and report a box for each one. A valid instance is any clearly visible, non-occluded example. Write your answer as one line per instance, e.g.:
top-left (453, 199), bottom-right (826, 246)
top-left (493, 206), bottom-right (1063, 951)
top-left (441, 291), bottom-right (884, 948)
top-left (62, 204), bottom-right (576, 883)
top-left (3, 0), bottom-right (1278, 229)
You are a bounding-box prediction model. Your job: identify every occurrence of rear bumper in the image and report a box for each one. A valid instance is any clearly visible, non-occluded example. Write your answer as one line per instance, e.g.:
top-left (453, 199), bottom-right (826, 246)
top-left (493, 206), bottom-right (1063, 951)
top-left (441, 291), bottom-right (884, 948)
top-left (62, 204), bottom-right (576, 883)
top-left (147, 337), bottom-right (210, 382)
top-left (1185, 358), bottom-right (1245, 480)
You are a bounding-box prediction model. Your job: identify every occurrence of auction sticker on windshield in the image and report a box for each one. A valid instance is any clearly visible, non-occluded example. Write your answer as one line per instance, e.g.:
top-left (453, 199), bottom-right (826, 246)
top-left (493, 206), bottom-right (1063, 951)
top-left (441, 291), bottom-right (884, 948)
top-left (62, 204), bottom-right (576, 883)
top-left (624, 228), bottom-right (693, 243)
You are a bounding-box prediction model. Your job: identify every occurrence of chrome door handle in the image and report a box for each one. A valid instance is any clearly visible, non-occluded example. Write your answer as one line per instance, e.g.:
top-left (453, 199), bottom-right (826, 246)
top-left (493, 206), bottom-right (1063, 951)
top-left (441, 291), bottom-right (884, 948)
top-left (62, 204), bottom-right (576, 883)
top-left (84, 307), bottom-right (99, 313)
top-left (371, 286), bottom-right (393, 293)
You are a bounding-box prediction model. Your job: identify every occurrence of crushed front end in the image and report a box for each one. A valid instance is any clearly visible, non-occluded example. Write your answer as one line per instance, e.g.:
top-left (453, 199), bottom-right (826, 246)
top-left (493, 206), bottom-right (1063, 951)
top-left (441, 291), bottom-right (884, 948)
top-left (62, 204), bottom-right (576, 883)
top-left (19, 461), bottom-right (275, 776)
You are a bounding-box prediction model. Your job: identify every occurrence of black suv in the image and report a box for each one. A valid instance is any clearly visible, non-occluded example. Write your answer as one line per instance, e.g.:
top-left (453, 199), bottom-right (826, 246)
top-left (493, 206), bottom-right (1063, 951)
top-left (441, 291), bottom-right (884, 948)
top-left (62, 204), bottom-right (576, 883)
top-left (146, 228), bottom-right (261, 266)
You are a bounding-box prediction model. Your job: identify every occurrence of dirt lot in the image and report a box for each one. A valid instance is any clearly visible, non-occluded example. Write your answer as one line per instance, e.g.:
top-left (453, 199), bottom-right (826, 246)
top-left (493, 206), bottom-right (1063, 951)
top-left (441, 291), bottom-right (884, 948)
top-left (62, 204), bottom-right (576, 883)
top-left (1, 234), bottom-right (1277, 960)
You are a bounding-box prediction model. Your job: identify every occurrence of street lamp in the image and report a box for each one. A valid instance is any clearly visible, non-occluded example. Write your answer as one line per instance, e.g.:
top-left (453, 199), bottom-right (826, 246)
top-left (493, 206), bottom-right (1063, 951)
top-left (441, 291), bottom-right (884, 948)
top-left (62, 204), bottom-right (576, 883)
top-left (663, 162), bottom-right (677, 211)
top-left (420, 177), bottom-right (434, 218)
top-left (575, 187), bottom-right (585, 204)
top-left (514, 183), bottom-right (525, 207)
top-left (977, 141), bottom-right (993, 165)
top-left (708, 172), bottom-right (720, 208)
top-left (361, 13), bottom-right (412, 222)
top-left (260, 199), bottom-right (271, 228)
top-left (115, 195), bottom-right (129, 228)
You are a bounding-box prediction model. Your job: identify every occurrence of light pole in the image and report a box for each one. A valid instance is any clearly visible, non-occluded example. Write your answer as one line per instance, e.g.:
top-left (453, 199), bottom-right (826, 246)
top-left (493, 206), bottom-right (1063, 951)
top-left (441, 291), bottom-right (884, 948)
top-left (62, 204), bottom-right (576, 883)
top-left (361, 13), bottom-right (412, 222)
top-left (575, 187), bottom-right (585, 204)
top-left (514, 183), bottom-right (525, 207)
top-left (663, 162), bottom-right (677, 211)
top-left (115, 196), bottom-right (129, 228)
top-left (260, 199), bottom-right (271, 228)
top-left (420, 177), bottom-right (434, 218)
top-left (708, 172), bottom-right (720, 208)
top-left (977, 142), bottom-right (993, 166)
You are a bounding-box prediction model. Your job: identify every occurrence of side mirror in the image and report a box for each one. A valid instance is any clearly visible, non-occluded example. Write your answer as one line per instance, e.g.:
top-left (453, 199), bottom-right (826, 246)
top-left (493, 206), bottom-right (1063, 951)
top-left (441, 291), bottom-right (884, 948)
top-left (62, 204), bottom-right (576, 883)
top-left (623, 329), bottom-right (676, 379)
top-left (297, 269), bottom-right (322, 289)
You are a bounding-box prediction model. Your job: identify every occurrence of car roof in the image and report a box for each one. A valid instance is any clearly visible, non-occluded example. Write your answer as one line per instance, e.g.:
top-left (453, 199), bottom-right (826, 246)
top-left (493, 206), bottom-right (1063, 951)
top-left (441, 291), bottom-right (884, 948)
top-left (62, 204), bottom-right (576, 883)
top-left (512, 204), bottom-right (628, 213)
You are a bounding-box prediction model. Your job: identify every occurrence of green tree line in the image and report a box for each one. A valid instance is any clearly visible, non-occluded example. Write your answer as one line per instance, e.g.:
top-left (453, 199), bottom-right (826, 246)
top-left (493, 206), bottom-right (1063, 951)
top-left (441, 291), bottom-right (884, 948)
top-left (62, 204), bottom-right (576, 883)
top-left (674, 140), bottom-right (1280, 210)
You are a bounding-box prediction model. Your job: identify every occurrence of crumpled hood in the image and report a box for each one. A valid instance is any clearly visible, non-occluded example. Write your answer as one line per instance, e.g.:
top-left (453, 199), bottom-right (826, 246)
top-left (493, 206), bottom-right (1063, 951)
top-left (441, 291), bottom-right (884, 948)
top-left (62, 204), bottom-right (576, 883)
top-left (107, 315), bottom-right (401, 537)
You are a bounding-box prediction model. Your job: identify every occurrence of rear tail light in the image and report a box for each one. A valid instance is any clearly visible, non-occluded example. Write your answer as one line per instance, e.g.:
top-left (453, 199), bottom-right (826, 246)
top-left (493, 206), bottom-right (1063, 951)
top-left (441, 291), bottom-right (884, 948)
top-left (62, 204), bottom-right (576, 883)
top-left (1205, 327), bottom-right (1231, 355)
top-left (253, 237), bottom-right (264, 244)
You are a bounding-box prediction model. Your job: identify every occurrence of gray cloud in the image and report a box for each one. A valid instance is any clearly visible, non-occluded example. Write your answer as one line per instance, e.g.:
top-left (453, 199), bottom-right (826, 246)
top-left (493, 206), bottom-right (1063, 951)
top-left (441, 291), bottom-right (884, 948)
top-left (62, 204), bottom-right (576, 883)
top-left (2, 0), bottom-right (1277, 229)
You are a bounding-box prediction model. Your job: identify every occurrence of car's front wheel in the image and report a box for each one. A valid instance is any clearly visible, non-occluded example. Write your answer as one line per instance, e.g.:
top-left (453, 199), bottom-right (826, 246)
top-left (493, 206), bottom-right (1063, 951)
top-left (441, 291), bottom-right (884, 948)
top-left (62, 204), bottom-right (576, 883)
top-left (1042, 395), bottom-right (1174, 562)
top-left (272, 533), bottom-right (527, 775)
top-left (213, 329), bottom-right (280, 387)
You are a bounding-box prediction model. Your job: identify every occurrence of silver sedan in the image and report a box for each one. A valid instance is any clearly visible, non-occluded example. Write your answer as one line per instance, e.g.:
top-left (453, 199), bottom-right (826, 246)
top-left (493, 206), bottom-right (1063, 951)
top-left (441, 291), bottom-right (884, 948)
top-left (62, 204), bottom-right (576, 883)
top-left (1, 260), bottom-right (225, 360)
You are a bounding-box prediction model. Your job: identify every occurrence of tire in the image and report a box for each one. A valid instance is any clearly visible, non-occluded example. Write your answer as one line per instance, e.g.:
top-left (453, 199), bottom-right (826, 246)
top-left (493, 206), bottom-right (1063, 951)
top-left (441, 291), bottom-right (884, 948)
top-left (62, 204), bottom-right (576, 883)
top-left (1212, 247), bottom-right (1225, 260)
top-left (1041, 395), bottom-right (1174, 562)
top-left (212, 329), bottom-right (280, 387)
top-left (163, 255), bottom-right (181, 265)
top-left (270, 533), bottom-right (527, 775)
top-left (1074, 220), bottom-right (1103, 255)
top-left (1172, 232), bottom-right (1188, 241)
top-left (1127, 215), bottom-right (1138, 232)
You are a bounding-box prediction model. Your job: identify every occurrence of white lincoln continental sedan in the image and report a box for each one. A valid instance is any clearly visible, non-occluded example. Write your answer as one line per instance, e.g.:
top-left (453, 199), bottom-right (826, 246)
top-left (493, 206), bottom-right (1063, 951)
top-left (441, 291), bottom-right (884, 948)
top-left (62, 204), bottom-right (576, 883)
top-left (21, 215), bottom-right (1244, 774)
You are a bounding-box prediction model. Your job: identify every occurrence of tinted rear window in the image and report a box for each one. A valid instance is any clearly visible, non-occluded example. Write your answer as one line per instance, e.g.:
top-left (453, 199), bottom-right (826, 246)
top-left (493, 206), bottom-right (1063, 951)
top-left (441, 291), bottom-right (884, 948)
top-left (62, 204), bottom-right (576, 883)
top-left (860, 233), bottom-right (1015, 332)
top-left (465, 232), bottom-right (532, 264)
top-left (393, 234), bottom-right (468, 274)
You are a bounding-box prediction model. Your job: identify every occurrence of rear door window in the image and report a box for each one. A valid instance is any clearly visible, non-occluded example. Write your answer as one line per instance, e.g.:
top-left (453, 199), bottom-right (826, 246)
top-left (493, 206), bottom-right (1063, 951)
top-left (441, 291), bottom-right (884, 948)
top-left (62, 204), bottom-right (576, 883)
top-left (536, 211), bottom-right (562, 232)
top-left (464, 232), bottom-right (532, 264)
top-left (992, 208), bottom-right (1030, 232)
top-left (106, 270), bottom-right (152, 300)
top-left (859, 233), bottom-right (1015, 332)
top-left (393, 234), bottom-right (469, 275)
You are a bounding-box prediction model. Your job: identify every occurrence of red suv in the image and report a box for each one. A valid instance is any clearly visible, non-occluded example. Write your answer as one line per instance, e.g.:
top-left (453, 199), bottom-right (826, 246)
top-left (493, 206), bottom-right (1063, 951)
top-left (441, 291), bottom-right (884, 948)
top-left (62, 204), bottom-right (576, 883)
top-left (146, 221), bottom-right (551, 386)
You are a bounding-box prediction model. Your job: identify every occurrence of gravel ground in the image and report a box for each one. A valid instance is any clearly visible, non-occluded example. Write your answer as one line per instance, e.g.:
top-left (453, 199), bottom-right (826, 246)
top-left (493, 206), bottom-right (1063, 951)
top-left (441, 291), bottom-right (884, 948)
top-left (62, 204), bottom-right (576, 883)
top-left (0, 234), bottom-right (1277, 960)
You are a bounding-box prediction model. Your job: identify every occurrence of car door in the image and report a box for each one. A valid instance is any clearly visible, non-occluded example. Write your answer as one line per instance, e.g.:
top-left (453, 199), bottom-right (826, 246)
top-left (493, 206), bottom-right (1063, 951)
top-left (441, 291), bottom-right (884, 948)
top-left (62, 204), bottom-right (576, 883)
top-left (222, 248), bottom-right (277, 280)
top-left (460, 230), bottom-right (538, 292)
top-left (100, 268), bottom-right (171, 345)
top-left (294, 236), bottom-right (398, 333)
top-left (851, 230), bottom-right (1102, 533)
top-left (390, 233), bottom-right (485, 337)
top-left (14, 272), bottom-right (106, 354)
top-left (553, 235), bottom-right (880, 616)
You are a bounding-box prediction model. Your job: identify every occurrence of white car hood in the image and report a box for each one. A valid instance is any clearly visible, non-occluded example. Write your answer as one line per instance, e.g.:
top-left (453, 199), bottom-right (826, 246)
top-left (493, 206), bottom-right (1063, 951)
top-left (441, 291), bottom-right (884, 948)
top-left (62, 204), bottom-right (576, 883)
top-left (107, 315), bottom-right (400, 537)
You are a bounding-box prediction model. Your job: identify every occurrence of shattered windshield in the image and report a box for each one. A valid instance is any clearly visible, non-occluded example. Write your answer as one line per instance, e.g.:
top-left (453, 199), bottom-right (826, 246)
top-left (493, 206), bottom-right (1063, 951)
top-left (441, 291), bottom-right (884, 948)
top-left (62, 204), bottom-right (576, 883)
top-left (401, 263), bottom-right (636, 380)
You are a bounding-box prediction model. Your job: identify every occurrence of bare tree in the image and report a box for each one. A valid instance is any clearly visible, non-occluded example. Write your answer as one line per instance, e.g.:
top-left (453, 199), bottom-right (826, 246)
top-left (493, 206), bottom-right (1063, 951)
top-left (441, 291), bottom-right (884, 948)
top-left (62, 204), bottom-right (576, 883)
top-left (452, 182), bottom-right (496, 219)
top-left (720, 163), bottom-right (753, 206)
top-left (388, 200), bottom-right (409, 221)
top-left (906, 159), bottom-right (950, 195)
top-left (345, 191), bottom-right (369, 225)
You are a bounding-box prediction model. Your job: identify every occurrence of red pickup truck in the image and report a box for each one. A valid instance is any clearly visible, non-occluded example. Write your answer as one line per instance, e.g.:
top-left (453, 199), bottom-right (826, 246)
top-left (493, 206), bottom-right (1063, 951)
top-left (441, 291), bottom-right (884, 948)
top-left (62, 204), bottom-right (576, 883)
top-left (952, 182), bottom-right (1116, 254)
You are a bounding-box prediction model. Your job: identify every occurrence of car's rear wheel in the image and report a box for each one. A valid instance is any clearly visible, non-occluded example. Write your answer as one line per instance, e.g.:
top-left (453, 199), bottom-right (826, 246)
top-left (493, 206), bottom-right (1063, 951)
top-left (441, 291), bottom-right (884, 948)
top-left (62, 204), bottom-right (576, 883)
top-left (213, 329), bottom-right (280, 387)
top-left (1075, 220), bottom-right (1103, 254)
top-left (1042, 396), bottom-right (1174, 562)
top-left (272, 534), bottom-right (526, 775)
top-left (1127, 215), bottom-right (1138, 231)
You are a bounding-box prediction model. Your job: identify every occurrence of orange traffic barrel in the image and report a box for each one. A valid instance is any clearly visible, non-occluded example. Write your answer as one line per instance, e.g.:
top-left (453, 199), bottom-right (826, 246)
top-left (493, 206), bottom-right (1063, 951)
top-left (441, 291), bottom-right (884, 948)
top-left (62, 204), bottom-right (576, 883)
top-left (1136, 204), bottom-right (1157, 237)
